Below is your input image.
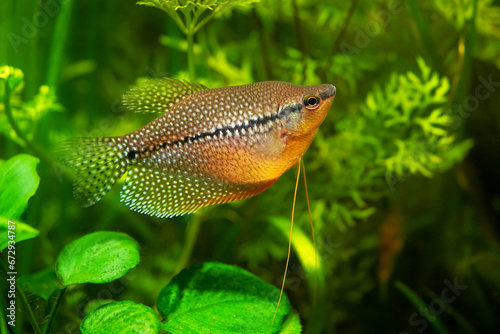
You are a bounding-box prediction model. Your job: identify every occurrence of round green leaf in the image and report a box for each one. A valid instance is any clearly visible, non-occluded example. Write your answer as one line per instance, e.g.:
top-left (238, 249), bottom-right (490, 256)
top-left (56, 231), bottom-right (140, 286)
top-left (81, 301), bottom-right (159, 334)
top-left (157, 262), bottom-right (293, 334)
top-left (0, 154), bottom-right (40, 220)
top-left (0, 217), bottom-right (39, 251)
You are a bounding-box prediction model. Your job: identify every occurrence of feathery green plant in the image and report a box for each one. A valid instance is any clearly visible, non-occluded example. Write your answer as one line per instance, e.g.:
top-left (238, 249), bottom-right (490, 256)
top-left (138, 0), bottom-right (260, 80)
top-left (303, 58), bottom-right (473, 232)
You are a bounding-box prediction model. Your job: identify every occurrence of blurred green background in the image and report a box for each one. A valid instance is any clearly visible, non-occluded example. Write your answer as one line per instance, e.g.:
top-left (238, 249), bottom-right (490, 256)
top-left (1, 0), bottom-right (500, 333)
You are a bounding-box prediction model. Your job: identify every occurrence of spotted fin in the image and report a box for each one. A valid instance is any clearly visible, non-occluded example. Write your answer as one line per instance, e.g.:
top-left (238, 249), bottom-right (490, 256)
top-left (122, 78), bottom-right (209, 114)
top-left (119, 156), bottom-right (276, 218)
top-left (56, 137), bottom-right (130, 207)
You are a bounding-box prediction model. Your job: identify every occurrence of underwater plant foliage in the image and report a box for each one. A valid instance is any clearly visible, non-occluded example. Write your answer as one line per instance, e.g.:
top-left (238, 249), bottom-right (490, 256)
top-left (1, 0), bottom-right (500, 333)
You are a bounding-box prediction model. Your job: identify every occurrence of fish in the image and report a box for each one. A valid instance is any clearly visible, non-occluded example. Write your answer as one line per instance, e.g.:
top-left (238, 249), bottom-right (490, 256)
top-left (58, 79), bottom-right (336, 218)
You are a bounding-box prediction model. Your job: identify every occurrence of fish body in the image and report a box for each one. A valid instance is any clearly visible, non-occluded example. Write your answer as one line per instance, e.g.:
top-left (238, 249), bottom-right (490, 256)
top-left (59, 79), bottom-right (336, 218)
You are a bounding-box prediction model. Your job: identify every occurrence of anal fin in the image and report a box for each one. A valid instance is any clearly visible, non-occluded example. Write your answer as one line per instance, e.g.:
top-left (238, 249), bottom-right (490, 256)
top-left (120, 160), bottom-right (276, 218)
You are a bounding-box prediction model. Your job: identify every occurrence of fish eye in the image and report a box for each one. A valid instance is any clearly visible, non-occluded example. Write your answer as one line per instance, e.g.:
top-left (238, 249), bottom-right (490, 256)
top-left (303, 95), bottom-right (320, 110)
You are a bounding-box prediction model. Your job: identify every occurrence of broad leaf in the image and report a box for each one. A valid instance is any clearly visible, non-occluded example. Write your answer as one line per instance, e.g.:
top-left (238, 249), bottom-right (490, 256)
top-left (81, 301), bottom-right (159, 334)
top-left (0, 217), bottom-right (39, 251)
top-left (56, 231), bottom-right (140, 286)
top-left (0, 154), bottom-right (40, 220)
top-left (157, 262), bottom-right (294, 334)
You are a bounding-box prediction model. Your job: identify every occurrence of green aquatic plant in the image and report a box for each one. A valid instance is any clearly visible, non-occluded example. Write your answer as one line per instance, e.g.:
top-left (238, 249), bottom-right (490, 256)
top-left (291, 57), bottom-right (473, 233)
top-left (364, 58), bottom-right (473, 181)
top-left (0, 154), bottom-right (40, 250)
top-left (1, 67), bottom-right (300, 334)
top-left (434, 0), bottom-right (499, 36)
top-left (138, 0), bottom-right (260, 80)
top-left (0, 66), bottom-right (62, 162)
top-left (6, 229), bottom-right (300, 334)
top-left (0, 154), bottom-right (41, 334)
top-left (2, 0), bottom-right (499, 333)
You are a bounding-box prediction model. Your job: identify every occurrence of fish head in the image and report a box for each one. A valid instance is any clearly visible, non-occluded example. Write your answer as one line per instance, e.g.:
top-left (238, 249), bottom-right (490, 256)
top-left (278, 83), bottom-right (336, 136)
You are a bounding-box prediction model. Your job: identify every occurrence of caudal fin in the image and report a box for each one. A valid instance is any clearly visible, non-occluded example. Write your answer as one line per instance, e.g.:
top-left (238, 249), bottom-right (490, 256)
top-left (56, 137), bottom-right (129, 207)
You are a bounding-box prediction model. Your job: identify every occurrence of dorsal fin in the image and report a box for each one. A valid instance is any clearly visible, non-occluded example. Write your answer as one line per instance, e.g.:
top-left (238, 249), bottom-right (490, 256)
top-left (122, 78), bottom-right (209, 114)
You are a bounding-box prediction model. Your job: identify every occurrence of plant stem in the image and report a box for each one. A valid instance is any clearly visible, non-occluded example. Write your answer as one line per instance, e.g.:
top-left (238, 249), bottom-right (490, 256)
top-left (186, 31), bottom-right (196, 81)
top-left (192, 7), bottom-right (213, 34)
top-left (0, 259), bottom-right (41, 334)
top-left (251, 8), bottom-right (273, 79)
top-left (46, 0), bottom-right (74, 89)
top-left (166, 17), bottom-right (183, 76)
top-left (0, 302), bottom-right (8, 334)
top-left (171, 11), bottom-right (188, 34)
top-left (183, 6), bottom-right (196, 81)
top-left (322, 0), bottom-right (359, 82)
top-left (0, 303), bottom-right (9, 333)
top-left (395, 281), bottom-right (449, 334)
top-left (43, 287), bottom-right (66, 334)
top-left (447, 0), bottom-right (477, 110)
top-left (330, 0), bottom-right (358, 58)
top-left (291, 0), bottom-right (306, 84)
top-left (175, 213), bottom-right (203, 273)
top-left (17, 282), bottom-right (41, 334)
top-left (407, 0), bottom-right (442, 72)
top-left (2, 77), bottom-right (55, 164)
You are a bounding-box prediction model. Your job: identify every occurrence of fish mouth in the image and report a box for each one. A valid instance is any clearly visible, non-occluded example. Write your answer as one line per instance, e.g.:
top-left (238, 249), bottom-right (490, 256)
top-left (319, 84), bottom-right (336, 100)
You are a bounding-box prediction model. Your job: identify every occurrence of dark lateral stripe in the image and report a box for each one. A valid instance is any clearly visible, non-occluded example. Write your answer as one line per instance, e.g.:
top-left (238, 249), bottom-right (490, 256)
top-left (127, 103), bottom-right (303, 159)
top-left (142, 114), bottom-right (277, 156)
top-left (175, 113), bottom-right (279, 145)
top-left (166, 104), bottom-right (302, 146)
